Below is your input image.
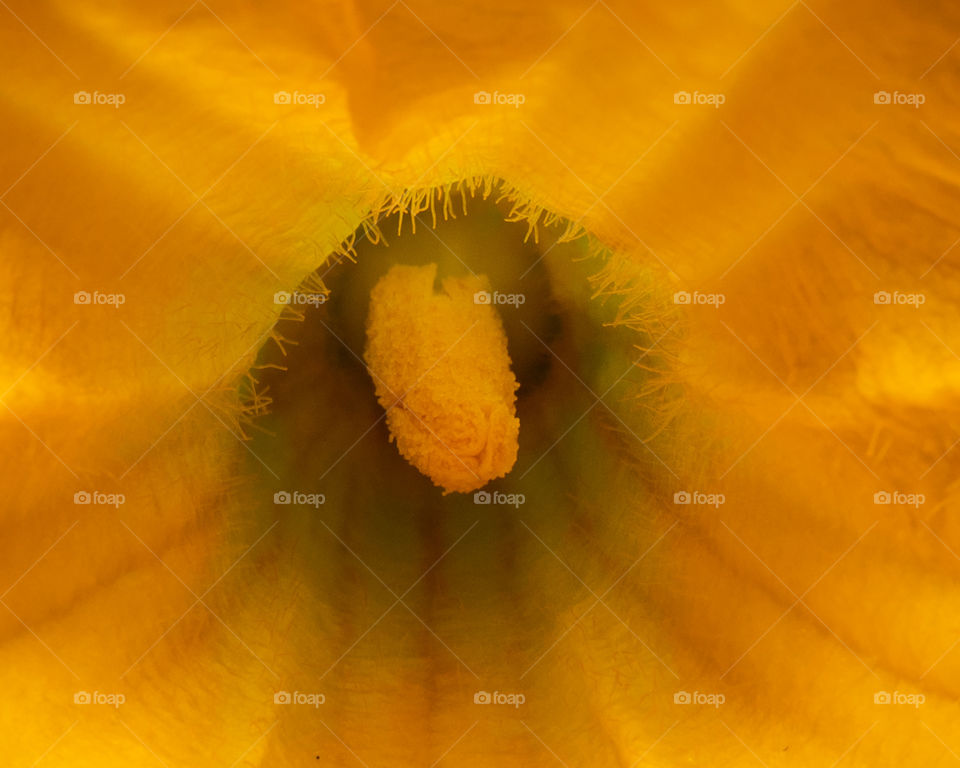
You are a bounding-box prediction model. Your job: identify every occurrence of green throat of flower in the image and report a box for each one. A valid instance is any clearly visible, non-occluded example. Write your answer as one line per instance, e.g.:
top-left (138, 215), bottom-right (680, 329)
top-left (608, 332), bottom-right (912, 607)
top-left (247, 187), bottom-right (677, 518)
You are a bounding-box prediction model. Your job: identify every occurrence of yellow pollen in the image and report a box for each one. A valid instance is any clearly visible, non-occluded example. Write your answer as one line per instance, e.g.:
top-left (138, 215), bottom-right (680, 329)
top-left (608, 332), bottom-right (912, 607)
top-left (363, 263), bottom-right (520, 494)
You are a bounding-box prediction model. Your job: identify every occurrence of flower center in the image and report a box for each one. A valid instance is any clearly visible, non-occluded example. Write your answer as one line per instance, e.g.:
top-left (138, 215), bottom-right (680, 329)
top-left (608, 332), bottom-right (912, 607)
top-left (247, 189), bottom-right (669, 522)
top-left (364, 263), bottom-right (520, 494)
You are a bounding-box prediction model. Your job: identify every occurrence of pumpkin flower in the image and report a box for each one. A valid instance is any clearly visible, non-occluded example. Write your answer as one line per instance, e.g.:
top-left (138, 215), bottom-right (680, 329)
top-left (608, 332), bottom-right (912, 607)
top-left (2, 0), bottom-right (960, 765)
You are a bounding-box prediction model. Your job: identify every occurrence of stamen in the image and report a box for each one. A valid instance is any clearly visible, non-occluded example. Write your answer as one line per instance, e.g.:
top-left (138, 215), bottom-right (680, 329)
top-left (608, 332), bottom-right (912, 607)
top-left (364, 263), bottom-right (520, 494)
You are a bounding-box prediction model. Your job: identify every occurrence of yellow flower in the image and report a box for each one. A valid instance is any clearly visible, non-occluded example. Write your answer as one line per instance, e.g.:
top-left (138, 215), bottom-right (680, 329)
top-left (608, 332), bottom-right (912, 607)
top-left (1, 0), bottom-right (959, 765)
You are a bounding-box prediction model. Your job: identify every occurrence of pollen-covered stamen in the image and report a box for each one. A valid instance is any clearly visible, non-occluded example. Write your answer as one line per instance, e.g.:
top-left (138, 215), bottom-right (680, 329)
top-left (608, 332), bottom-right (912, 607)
top-left (363, 263), bottom-right (520, 494)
